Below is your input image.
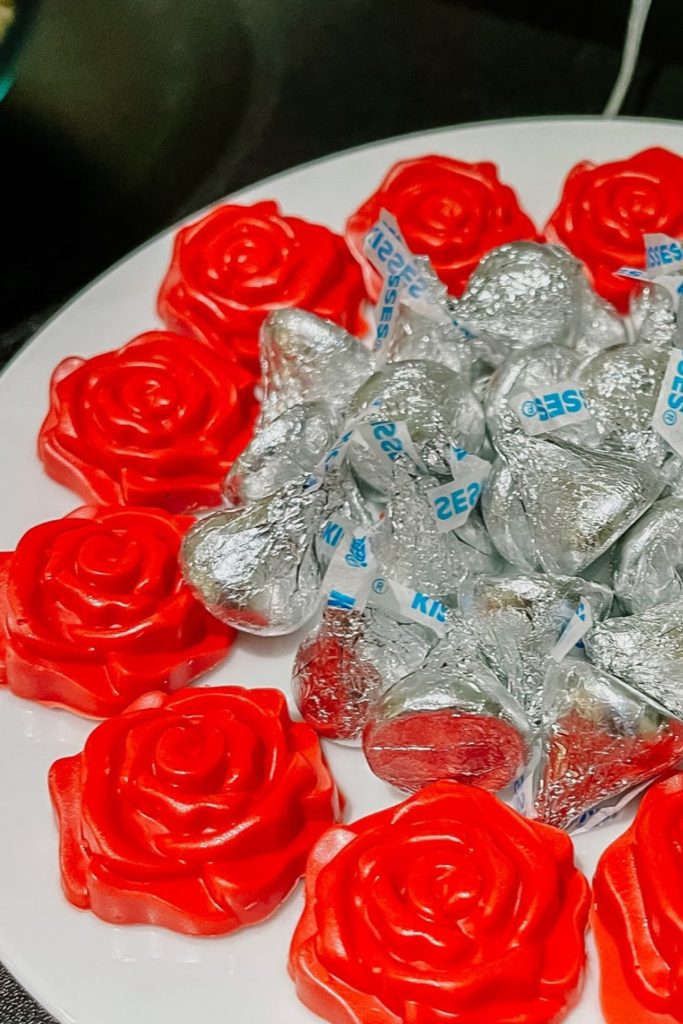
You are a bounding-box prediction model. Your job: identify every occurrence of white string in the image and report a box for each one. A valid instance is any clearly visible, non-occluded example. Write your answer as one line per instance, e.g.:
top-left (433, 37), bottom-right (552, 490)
top-left (603, 0), bottom-right (654, 117)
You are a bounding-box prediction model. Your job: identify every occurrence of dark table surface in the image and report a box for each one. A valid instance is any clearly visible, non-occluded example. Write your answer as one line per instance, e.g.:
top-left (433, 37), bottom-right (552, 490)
top-left (1, 0), bottom-right (682, 1019)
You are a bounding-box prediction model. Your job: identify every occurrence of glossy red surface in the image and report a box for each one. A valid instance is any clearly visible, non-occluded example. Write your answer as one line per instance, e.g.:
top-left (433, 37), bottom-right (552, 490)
top-left (38, 331), bottom-right (258, 513)
top-left (49, 686), bottom-right (341, 935)
top-left (594, 773), bottom-right (683, 1023)
top-left (0, 506), bottom-right (234, 717)
top-left (290, 780), bottom-right (590, 1024)
top-left (545, 147), bottom-right (683, 311)
top-left (158, 201), bottom-right (368, 371)
top-left (345, 154), bottom-right (537, 300)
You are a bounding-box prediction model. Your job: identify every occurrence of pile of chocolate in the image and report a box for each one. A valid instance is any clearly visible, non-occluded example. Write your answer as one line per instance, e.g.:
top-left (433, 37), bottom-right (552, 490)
top-left (182, 236), bottom-right (683, 833)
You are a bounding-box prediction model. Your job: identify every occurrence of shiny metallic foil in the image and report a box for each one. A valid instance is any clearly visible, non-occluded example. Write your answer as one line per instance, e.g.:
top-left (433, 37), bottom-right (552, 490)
top-left (452, 242), bottom-right (584, 365)
top-left (224, 401), bottom-right (340, 505)
top-left (535, 659), bottom-right (683, 831)
top-left (585, 598), bottom-right (683, 719)
top-left (614, 497), bottom-right (683, 614)
top-left (181, 476), bottom-right (338, 635)
top-left (363, 621), bottom-right (532, 793)
top-left (460, 572), bottom-right (612, 726)
top-left (292, 604), bottom-right (437, 742)
top-left (573, 280), bottom-right (628, 357)
top-left (630, 282), bottom-right (678, 349)
top-left (481, 458), bottom-right (539, 570)
top-left (377, 468), bottom-right (501, 604)
top-left (494, 433), bottom-right (665, 575)
top-left (259, 308), bottom-right (373, 424)
top-left (386, 303), bottom-right (471, 376)
top-left (484, 343), bottom-right (597, 448)
top-left (578, 342), bottom-right (672, 466)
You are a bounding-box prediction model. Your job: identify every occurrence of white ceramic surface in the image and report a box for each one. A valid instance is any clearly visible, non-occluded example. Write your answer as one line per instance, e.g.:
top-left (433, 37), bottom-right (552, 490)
top-left (2, 116), bottom-right (683, 1024)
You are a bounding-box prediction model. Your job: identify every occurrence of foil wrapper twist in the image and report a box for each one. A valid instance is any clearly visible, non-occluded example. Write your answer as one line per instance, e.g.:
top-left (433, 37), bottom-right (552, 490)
top-left (486, 433), bottom-right (664, 575)
top-left (584, 598), bottom-right (683, 720)
top-left (614, 497), bottom-right (683, 614)
top-left (258, 309), bottom-right (373, 425)
top-left (181, 473), bottom-right (354, 635)
top-left (346, 359), bottom-right (485, 498)
top-left (460, 572), bottom-right (612, 726)
top-left (363, 622), bottom-right (533, 793)
top-left (535, 659), bottom-right (683, 831)
top-left (224, 400), bottom-right (340, 505)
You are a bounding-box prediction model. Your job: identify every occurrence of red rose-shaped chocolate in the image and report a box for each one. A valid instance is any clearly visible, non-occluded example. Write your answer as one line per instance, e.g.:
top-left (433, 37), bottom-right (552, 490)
top-left (39, 331), bottom-right (258, 513)
top-left (346, 155), bottom-right (537, 299)
top-left (545, 147), bottom-right (683, 311)
top-left (594, 773), bottom-right (683, 1024)
top-left (158, 201), bottom-right (368, 370)
top-left (0, 506), bottom-right (233, 717)
top-left (290, 781), bottom-right (590, 1024)
top-left (49, 686), bottom-right (341, 935)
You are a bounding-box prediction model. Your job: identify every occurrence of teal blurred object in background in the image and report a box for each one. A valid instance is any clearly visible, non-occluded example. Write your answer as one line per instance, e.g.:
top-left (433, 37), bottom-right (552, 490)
top-left (0, 0), bottom-right (40, 101)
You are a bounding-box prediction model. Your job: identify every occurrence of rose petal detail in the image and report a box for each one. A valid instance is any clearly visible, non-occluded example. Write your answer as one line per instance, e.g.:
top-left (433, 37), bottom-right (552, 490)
top-left (158, 201), bottom-right (368, 371)
top-left (48, 685), bottom-right (341, 935)
top-left (594, 772), bottom-right (683, 1023)
top-left (0, 506), bottom-right (234, 717)
top-left (346, 155), bottom-right (537, 300)
top-left (38, 331), bottom-right (259, 513)
top-left (545, 147), bottom-right (683, 311)
top-left (290, 780), bottom-right (590, 1024)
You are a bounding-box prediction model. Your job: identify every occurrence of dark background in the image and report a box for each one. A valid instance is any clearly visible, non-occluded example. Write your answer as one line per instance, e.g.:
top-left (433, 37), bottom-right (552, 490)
top-left (0, 0), bottom-right (681, 1019)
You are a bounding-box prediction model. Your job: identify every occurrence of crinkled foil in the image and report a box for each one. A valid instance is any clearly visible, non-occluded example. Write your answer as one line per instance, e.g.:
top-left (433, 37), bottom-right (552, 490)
top-left (481, 457), bottom-right (539, 570)
top-left (494, 433), bottom-right (664, 575)
top-left (630, 282), bottom-right (678, 350)
top-left (614, 497), bottom-right (683, 614)
top-left (573, 279), bottom-right (627, 357)
top-left (292, 603), bottom-right (437, 742)
top-left (460, 572), bottom-right (612, 726)
top-left (452, 242), bottom-right (584, 365)
top-left (377, 468), bottom-right (501, 604)
top-left (224, 400), bottom-right (340, 505)
top-left (585, 598), bottom-right (683, 719)
top-left (347, 359), bottom-right (485, 497)
top-left (386, 303), bottom-right (471, 376)
top-left (484, 343), bottom-right (597, 448)
top-left (259, 308), bottom-right (373, 424)
top-left (535, 659), bottom-right (683, 831)
top-left (181, 476), bottom-right (336, 635)
top-left (363, 621), bottom-right (532, 793)
top-left (578, 342), bottom-right (672, 466)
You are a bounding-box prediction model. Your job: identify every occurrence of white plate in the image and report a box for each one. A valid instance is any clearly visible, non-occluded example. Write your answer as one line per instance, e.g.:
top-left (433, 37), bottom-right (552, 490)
top-left (2, 116), bottom-right (683, 1024)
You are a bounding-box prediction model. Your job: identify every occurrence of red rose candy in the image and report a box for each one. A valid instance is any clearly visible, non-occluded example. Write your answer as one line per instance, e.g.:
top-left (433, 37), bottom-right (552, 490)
top-left (0, 506), bottom-right (234, 717)
top-left (39, 331), bottom-right (258, 513)
top-left (346, 154), bottom-right (537, 300)
top-left (545, 147), bottom-right (683, 311)
top-left (290, 781), bottom-right (590, 1024)
top-left (594, 773), bottom-right (683, 1024)
top-left (49, 686), bottom-right (341, 935)
top-left (158, 201), bottom-right (368, 371)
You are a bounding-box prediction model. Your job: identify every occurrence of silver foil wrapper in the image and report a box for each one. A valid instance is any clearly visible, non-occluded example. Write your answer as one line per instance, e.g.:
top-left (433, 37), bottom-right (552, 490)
top-left (224, 400), bottom-right (340, 505)
top-left (181, 476), bottom-right (338, 635)
top-left (292, 604), bottom-right (437, 742)
top-left (535, 659), bottom-right (683, 831)
top-left (491, 433), bottom-right (664, 575)
top-left (614, 497), bottom-right (683, 614)
top-left (573, 279), bottom-right (627, 357)
top-left (363, 621), bottom-right (532, 793)
top-left (386, 303), bottom-right (471, 377)
top-left (578, 342), bottom-right (672, 466)
top-left (484, 343), bottom-right (597, 448)
top-left (630, 282), bottom-right (678, 350)
top-left (452, 242), bottom-right (584, 365)
top-left (481, 458), bottom-right (539, 571)
top-left (460, 572), bottom-right (612, 726)
top-left (346, 359), bottom-right (485, 499)
top-left (258, 308), bottom-right (373, 424)
top-left (585, 598), bottom-right (683, 719)
top-left (377, 467), bottom-right (501, 604)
